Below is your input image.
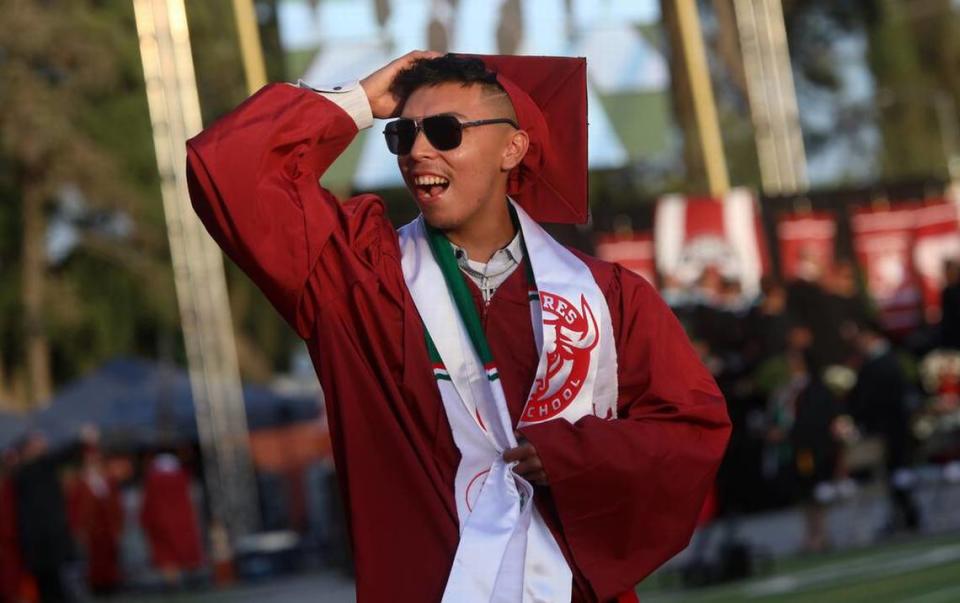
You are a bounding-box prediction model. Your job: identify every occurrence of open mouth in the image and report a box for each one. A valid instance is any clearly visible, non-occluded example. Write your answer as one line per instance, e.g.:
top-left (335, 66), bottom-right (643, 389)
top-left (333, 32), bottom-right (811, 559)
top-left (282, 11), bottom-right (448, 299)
top-left (413, 174), bottom-right (450, 200)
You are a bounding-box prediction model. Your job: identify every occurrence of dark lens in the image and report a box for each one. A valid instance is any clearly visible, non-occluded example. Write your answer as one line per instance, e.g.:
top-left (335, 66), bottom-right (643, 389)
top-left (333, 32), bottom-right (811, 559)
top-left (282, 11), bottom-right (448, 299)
top-left (422, 115), bottom-right (463, 151)
top-left (384, 119), bottom-right (416, 155)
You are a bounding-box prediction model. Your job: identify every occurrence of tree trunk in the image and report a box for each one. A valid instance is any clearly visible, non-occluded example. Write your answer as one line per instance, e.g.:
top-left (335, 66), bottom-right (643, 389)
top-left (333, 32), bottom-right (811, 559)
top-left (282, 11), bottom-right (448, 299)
top-left (21, 180), bottom-right (53, 406)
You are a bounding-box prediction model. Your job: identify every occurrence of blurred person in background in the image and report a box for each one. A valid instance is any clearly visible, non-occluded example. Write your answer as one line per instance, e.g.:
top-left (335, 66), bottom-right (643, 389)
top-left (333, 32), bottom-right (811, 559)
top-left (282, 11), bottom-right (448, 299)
top-left (1, 448), bottom-right (36, 603)
top-left (67, 444), bottom-right (123, 595)
top-left (940, 259), bottom-right (960, 349)
top-left (819, 260), bottom-right (868, 366)
top-left (788, 259), bottom-right (865, 371)
top-left (846, 320), bottom-right (921, 532)
top-left (139, 451), bottom-right (203, 587)
top-left (13, 431), bottom-right (84, 603)
top-left (785, 252), bottom-right (825, 330)
top-left (766, 346), bottom-right (841, 552)
top-left (746, 277), bottom-right (790, 364)
top-left (187, 51), bottom-right (730, 602)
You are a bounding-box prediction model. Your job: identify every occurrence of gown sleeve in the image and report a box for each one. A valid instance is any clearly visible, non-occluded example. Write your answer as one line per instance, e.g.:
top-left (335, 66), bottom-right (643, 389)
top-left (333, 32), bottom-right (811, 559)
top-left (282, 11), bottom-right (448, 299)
top-left (186, 83), bottom-right (391, 338)
top-left (520, 267), bottom-right (731, 601)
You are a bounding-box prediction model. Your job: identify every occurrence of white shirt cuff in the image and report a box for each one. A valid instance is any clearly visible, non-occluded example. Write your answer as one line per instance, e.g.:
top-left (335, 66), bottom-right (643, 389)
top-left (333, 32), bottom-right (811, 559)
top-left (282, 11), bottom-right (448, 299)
top-left (298, 79), bottom-right (374, 131)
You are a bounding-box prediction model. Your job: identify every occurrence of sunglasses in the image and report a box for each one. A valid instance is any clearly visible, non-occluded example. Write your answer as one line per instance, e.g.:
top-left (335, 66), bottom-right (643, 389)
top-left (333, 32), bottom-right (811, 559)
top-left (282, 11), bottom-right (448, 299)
top-left (383, 114), bottom-right (519, 155)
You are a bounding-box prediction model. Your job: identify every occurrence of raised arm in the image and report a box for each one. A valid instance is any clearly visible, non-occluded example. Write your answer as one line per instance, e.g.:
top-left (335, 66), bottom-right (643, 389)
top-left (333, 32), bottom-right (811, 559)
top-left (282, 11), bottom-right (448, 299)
top-left (186, 82), bottom-right (369, 337)
top-left (186, 51), bottom-right (439, 337)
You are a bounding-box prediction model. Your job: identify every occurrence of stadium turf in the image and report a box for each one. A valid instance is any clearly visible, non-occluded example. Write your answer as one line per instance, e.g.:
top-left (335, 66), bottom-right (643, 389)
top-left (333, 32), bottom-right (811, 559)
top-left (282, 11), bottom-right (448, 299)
top-left (639, 533), bottom-right (960, 602)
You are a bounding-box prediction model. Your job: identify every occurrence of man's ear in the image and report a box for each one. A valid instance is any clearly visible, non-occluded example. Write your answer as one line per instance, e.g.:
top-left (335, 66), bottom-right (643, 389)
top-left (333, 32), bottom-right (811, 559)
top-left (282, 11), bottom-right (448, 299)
top-left (501, 129), bottom-right (530, 171)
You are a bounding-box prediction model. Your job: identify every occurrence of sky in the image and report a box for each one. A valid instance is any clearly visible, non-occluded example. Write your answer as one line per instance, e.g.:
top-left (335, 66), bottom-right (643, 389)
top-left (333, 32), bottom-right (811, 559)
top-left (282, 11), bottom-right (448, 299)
top-left (274, 0), bottom-right (669, 187)
top-left (277, 0), bottom-right (660, 51)
top-left (272, 0), bottom-right (883, 188)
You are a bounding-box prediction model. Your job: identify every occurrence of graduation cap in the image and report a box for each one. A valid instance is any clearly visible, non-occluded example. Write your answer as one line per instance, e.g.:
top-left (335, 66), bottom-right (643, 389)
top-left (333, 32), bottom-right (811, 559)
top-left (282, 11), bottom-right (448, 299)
top-left (463, 54), bottom-right (589, 225)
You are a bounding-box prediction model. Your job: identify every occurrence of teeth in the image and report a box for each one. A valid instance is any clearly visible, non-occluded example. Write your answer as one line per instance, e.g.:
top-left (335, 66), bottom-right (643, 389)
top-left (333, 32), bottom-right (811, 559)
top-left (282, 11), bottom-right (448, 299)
top-left (414, 175), bottom-right (449, 186)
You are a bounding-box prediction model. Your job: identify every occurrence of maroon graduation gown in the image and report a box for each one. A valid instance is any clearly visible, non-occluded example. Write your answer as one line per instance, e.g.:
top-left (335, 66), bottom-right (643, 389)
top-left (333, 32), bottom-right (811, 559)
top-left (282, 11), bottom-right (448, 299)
top-left (140, 465), bottom-right (204, 571)
top-left (186, 83), bottom-right (730, 603)
top-left (67, 476), bottom-right (124, 589)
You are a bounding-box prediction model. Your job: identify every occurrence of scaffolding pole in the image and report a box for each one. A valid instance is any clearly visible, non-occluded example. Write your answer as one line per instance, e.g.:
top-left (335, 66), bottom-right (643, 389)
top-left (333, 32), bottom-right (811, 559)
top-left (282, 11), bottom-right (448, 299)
top-left (133, 0), bottom-right (259, 542)
top-left (735, 0), bottom-right (809, 195)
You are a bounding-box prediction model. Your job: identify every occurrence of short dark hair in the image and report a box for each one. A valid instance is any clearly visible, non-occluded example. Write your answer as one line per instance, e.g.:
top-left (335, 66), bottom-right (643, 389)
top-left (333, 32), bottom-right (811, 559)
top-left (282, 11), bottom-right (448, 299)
top-left (389, 54), bottom-right (508, 106)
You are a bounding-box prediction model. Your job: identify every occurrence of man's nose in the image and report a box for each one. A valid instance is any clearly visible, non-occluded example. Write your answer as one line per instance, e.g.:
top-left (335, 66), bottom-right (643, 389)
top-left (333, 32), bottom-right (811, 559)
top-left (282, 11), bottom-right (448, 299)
top-left (409, 126), bottom-right (438, 159)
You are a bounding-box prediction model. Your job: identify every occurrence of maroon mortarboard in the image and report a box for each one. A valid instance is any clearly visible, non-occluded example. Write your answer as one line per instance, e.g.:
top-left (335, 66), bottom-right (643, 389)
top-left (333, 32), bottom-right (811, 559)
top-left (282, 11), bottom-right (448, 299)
top-left (463, 54), bottom-right (589, 225)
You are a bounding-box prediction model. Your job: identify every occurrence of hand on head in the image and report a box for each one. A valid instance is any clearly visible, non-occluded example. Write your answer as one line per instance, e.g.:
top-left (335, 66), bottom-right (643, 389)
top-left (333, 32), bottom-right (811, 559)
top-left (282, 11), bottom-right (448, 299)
top-left (361, 50), bottom-right (443, 119)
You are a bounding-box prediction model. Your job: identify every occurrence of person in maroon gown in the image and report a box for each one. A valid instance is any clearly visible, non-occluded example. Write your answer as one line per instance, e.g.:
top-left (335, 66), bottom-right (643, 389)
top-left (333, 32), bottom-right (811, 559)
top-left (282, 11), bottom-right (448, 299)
top-left (187, 52), bottom-right (730, 602)
top-left (139, 453), bottom-right (204, 585)
top-left (1, 448), bottom-right (35, 603)
top-left (67, 446), bottom-right (123, 594)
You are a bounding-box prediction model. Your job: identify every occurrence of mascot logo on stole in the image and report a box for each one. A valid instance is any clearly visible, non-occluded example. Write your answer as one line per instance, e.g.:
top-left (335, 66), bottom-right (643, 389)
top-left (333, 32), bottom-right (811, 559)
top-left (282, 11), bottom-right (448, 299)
top-left (522, 291), bottom-right (599, 423)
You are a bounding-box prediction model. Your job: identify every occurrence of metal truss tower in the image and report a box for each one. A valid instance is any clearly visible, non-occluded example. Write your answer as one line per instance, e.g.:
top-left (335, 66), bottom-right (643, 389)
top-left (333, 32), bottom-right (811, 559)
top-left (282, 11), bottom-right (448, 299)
top-left (735, 0), bottom-right (809, 195)
top-left (133, 0), bottom-right (259, 541)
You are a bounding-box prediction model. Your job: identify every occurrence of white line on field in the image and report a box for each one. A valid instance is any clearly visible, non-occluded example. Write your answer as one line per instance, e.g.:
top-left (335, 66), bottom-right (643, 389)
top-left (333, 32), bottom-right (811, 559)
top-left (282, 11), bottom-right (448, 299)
top-left (900, 583), bottom-right (960, 603)
top-left (742, 544), bottom-right (960, 597)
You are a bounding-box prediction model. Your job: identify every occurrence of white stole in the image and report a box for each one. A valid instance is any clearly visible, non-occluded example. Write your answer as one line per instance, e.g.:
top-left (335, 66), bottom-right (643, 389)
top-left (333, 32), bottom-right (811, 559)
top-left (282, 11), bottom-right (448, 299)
top-left (398, 200), bottom-right (618, 602)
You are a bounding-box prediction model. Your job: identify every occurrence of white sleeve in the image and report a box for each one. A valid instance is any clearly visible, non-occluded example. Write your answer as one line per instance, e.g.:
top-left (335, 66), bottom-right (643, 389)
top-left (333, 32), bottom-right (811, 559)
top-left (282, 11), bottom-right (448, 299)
top-left (297, 79), bottom-right (374, 131)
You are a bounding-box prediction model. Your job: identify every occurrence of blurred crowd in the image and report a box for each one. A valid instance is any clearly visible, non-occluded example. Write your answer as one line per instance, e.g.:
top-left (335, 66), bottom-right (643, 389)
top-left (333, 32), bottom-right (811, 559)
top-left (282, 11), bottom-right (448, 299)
top-left (2, 259), bottom-right (958, 601)
top-left (0, 422), bottom-right (341, 603)
top-left (0, 430), bottom-right (209, 603)
top-left (672, 259), bottom-right (960, 553)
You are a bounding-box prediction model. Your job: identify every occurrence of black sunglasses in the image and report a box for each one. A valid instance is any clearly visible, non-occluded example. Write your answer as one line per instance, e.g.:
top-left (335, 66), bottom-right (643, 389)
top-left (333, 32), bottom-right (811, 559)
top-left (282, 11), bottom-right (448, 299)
top-left (383, 114), bottom-right (519, 155)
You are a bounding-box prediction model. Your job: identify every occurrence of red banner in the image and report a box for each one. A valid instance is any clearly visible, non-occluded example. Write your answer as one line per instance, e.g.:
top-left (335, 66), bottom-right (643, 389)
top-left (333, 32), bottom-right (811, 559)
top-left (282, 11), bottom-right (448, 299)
top-left (850, 204), bottom-right (923, 332)
top-left (594, 232), bottom-right (656, 287)
top-left (654, 188), bottom-right (769, 298)
top-left (777, 211), bottom-right (837, 282)
top-left (912, 200), bottom-right (960, 318)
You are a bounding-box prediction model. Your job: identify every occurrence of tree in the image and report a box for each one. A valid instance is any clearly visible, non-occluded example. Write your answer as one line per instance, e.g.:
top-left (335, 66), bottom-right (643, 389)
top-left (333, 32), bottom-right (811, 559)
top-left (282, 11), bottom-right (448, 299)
top-left (0, 0), bottom-right (301, 409)
top-left (784, 0), bottom-right (960, 184)
top-left (0, 0), bottom-right (176, 406)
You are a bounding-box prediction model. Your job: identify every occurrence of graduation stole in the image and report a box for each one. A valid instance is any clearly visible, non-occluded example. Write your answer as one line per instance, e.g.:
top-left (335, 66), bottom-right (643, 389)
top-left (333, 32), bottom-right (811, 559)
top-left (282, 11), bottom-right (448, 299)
top-left (398, 199), bottom-right (618, 603)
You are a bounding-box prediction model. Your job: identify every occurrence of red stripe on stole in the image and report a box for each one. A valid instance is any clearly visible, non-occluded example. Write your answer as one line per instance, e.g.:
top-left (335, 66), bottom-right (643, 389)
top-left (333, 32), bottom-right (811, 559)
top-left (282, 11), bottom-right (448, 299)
top-left (475, 408), bottom-right (486, 431)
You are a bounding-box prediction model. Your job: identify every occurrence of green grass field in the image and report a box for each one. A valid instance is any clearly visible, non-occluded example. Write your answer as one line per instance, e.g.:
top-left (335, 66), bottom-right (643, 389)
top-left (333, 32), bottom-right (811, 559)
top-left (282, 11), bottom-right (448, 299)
top-left (639, 533), bottom-right (960, 602)
top-left (101, 532), bottom-right (960, 602)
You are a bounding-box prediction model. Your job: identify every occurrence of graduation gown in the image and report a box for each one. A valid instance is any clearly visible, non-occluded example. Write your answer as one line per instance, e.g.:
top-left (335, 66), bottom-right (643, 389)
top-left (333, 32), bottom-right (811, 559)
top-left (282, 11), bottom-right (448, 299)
top-left (0, 475), bottom-right (34, 603)
top-left (186, 83), bottom-right (730, 602)
top-left (140, 463), bottom-right (204, 570)
top-left (67, 473), bottom-right (124, 590)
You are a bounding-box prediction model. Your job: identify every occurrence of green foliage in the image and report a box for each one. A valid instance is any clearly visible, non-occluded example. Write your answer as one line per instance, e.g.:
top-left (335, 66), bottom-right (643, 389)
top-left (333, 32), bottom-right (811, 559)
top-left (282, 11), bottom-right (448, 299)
top-left (0, 0), bottom-right (293, 402)
top-left (785, 0), bottom-right (960, 183)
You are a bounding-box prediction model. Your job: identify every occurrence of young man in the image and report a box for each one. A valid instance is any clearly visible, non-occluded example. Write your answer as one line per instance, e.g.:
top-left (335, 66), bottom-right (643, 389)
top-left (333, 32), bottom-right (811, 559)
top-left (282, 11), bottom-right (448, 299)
top-left (187, 51), bottom-right (730, 603)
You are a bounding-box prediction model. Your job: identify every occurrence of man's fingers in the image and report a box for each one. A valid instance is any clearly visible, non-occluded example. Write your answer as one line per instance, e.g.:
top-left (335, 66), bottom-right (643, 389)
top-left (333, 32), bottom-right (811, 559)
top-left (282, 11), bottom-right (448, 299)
top-left (387, 50), bottom-right (443, 75)
top-left (504, 440), bottom-right (549, 486)
top-left (502, 442), bottom-right (536, 463)
top-left (513, 456), bottom-right (543, 476)
top-left (399, 49), bottom-right (442, 64)
top-left (362, 50), bottom-right (444, 118)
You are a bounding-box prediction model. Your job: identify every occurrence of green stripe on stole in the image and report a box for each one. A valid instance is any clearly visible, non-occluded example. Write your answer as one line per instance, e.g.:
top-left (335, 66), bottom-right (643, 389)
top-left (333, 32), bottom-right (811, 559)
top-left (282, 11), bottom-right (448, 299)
top-left (421, 210), bottom-right (535, 382)
top-left (424, 223), bottom-right (494, 363)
